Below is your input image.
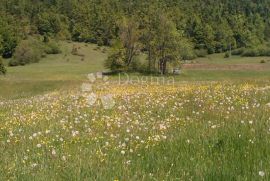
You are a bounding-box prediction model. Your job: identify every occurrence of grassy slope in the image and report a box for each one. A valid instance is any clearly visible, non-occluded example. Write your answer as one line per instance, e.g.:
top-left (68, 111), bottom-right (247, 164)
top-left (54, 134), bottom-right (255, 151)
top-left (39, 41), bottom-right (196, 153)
top-left (196, 53), bottom-right (270, 65)
top-left (1, 43), bottom-right (270, 180)
top-left (1, 43), bottom-right (270, 99)
top-left (1, 83), bottom-right (270, 180)
top-left (0, 42), bottom-right (107, 99)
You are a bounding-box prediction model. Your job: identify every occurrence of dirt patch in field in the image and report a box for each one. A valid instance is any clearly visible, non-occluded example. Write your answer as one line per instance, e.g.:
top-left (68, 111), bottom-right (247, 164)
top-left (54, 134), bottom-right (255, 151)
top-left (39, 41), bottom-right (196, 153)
top-left (182, 63), bottom-right (270, 71)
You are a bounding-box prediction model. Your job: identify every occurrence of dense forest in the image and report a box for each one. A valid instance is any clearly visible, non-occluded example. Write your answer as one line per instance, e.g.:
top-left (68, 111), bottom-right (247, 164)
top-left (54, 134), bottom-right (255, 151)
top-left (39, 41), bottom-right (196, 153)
top-left (0, 0), bottom-right (270, 73)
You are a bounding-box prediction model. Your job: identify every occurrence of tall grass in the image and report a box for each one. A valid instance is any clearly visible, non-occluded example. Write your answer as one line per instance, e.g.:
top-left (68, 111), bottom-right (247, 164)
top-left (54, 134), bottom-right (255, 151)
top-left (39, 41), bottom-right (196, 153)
top-left (0, 83), bottom-right (270, 180)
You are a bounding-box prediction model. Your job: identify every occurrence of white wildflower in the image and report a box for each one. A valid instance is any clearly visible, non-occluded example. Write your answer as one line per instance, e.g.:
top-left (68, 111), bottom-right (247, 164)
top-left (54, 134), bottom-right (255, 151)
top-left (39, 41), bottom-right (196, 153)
top-left (52, 149), bottom-right (56, 156)
top-left (259, 171), bottom-right (265, 177)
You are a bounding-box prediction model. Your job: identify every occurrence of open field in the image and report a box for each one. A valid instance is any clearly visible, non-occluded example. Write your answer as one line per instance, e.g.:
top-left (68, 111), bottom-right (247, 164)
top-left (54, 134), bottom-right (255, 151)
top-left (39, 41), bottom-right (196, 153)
top-left (1, 42), bottom-right (270, 180)
top-left (1, 42), bottom-right (270, 99)
top-left (2, 0), bottom-right (270, 180)
top-left (0, 42), bottom-right (107, 99)
top-left (1, 83), bottom-right (270, 180)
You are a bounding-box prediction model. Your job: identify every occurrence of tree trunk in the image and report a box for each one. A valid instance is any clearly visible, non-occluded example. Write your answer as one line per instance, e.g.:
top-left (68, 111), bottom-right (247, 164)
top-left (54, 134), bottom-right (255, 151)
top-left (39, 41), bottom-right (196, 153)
top-left (159, 59), bottom-right (167, 75)
top-left (162, 60), bottom-right (167, 75)
top-left (148, 48), bottom-right (151, 72)
top-left (158, 59), bottom-right (162, 74)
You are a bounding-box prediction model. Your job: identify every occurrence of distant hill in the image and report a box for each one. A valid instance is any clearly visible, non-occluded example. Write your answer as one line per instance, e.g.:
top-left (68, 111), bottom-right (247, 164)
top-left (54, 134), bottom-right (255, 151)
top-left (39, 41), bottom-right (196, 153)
top-left (1, 0), bottom-right (270, 52)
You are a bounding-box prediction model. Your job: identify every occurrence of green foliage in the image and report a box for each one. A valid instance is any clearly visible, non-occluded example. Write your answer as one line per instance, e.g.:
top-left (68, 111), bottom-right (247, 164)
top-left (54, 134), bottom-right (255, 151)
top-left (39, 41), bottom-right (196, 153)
top-left (230, 46), bottom-right (270, 57)
top-left (257, 47), bottom-right (270, 56)
top-left (0, 34), bottom-right (17, 58)
top-left (44, 41), bottom-right (62, 54)
top-left (9, 37), bottom-right (62, 66)
top-left (195, 49), bottom-right (208, 58)
top-left (37, 12), bottom-right (62, 37)
top-left (224, 52), bottom-right (230, 58)
top-left (10, 39), bottom-right (44, 66)
top-left (1, 0), bottom-right (270, 53)
top-left (104, 40), bottom-right (125, 71)
top-left (231, 48), bottom-right (245, 55)
top-left (242, 47), bottom-right (270, 57)
top-left (260, 59), bottom-right (266, 63)
top-left (119, 17), bottom-right (141, 67)
top-left (1, 0), bottom-right (270, 72)
top-left (154, 14), bottom-right (185, 74)
top-left (241, 49), bottom-right (259, 57)
top-left (179, 39), bottom-right (196, 60)
top-left (105, 52), bottom-right (125, 72)
top-left (0, 57), bottom-right (6, 75)
top-left (0, 12), bottom-right (26, 58)
top-left (0, 20), bottom-right (18, 58)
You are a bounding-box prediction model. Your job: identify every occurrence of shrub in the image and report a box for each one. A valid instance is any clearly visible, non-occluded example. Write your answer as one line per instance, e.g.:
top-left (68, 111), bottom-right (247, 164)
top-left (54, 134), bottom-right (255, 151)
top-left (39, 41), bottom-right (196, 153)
top-left (240, 46), bottom-right (270, 57)
top-left (182, 54), bottom-right (196, 60)
top-left (179, 40), bottom-right (196, 60)
top-left (97, 37), bottom-right (103, 46)
top-left (71, 45), bottom-right (84, 57)
top-left (231, 48), bottom-right (245, 55)
top-left (242, 49), bottom-right (259, 57)
top-left (8, 58), bottom-right (19, 66)
top-left (0, 31), bottom-right (17, 58)
top-left (104, 51), bottom-right (125, 71)
top-left (260, 60), bottom-right (266, 63)
top-left (207, 47), bottom-right (215, 54)
top-left (10, 39), bottom-right (43, 66)
top-left (128, 56), bottom-right (148, 72)
top-left (224, 52), bottom-right (230, 58)
top-left (258, 47), bottom-right (270, 56)
top-left (0, 57), bottom-right (6, 75)
top-left (195, 49), bottom-right (208, 57)
top-left (44, 41), bottom-right (61, 54)
top-left (181, 49), bottom-right (196, 60)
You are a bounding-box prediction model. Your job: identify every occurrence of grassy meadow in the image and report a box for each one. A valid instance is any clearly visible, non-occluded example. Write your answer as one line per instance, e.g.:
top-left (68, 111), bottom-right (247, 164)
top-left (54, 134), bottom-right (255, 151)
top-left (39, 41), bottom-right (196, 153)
top-left (1, 42), bottom-right (270, 99)
top-left (1, 42), bottom-right (270, 180)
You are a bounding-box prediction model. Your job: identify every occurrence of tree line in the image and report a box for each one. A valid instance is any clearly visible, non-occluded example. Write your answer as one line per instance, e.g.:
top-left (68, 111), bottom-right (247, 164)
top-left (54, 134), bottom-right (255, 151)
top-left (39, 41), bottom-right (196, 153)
top-left (0, 0), bottom-right (270, 74)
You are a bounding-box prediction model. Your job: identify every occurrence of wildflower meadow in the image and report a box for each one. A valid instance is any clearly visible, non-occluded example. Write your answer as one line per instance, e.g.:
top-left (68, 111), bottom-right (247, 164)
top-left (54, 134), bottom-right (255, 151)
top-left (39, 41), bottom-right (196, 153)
top-left (1, 79), bottom-right (270, 180)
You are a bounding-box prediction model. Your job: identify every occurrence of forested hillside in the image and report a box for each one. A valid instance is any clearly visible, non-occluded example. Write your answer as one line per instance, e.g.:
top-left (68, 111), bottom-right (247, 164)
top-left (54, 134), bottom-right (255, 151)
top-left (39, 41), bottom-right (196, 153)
top-left (0, 0), bottom-right (270, 72)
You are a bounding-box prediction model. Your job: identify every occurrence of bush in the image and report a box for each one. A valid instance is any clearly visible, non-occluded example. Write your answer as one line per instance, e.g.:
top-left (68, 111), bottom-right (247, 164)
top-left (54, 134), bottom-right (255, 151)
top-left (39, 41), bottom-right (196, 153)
top-left (195, 49), bottom-right (208, 57)
top-left (242, 49), bottom-right (259, 57)
top-left (44, 41), bottom-right (61, 54)
top-left (0, 58), bottom-right (6, 75)
top-left (104, 51), bottom-right (125, 71)
top-left (231, 48), bottom-right (245, 55)
top-left (260, 60), bottom-right (266, 63)
top-left (97, 37), bottom-right (104, 47)
top-left (0, 31), bottom-right (17, 58)
top-left (8, 58), bottom-right (19, 66)
top-left (10, 39), bottom-right (43, 66)
top-left (179, 40), bottom-right (196, 60)
top-left (182, 54), bottom-right (196, 60)
top-left (224, 52), bottom-right (230, 58)
top-left (257, 47), bottom-right (270, 56)
top-left (240, 46), bottom-right (270, 57)
top-left (129, 56), bottom-right (149, 72)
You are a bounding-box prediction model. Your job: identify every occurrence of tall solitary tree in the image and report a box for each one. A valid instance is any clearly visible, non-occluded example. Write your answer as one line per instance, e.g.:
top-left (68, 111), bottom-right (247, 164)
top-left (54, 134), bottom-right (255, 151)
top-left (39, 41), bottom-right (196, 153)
top-left (119, 17), bottom-right (141, 67)
top-left (104, 16), bottom-right (141, 72)
top-left (154, 14), bottom-right (182, 75)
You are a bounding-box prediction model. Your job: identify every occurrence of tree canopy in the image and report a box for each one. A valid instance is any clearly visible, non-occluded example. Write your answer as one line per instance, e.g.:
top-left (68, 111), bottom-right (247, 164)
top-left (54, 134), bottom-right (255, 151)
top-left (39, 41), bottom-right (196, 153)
top-left (0, 0), bottom-right (270, 72)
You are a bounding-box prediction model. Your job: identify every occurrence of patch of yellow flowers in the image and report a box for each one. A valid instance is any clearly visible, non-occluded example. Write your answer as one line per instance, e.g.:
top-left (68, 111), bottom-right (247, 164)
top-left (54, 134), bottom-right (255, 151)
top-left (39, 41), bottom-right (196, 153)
top-left (0, 82), bottom-right (269, 176)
